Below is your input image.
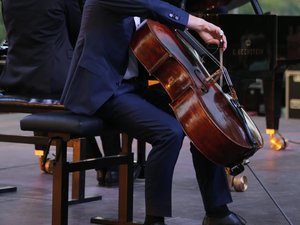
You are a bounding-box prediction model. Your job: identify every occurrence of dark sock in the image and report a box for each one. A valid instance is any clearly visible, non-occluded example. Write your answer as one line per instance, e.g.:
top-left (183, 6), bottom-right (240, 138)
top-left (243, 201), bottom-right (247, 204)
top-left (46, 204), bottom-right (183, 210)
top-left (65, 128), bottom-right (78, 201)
top-left (206, 205), bottom-right (230, 218)
top-left (144, 215), bottom-right (164, 224)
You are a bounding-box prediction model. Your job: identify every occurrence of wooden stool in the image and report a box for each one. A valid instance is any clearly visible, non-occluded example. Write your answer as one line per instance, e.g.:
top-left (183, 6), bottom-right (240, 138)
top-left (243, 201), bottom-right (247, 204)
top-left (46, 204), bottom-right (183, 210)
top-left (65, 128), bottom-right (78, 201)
top-left (0, 94), bottom-right (101, 203)
top-left (20, 111), bottom-right (141, 225)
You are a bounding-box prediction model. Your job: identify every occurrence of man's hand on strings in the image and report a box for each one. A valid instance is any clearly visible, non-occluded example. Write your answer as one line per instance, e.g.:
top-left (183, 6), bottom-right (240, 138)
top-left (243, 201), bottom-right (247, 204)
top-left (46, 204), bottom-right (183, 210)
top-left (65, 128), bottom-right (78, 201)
top-left (187, 15), bottom-right (227, 50)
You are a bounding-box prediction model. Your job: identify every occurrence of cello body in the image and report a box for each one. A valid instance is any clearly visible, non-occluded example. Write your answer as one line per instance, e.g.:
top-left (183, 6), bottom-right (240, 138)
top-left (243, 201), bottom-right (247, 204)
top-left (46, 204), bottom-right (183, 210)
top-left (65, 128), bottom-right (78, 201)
top-left (131, 20), bottom-right (263, 168)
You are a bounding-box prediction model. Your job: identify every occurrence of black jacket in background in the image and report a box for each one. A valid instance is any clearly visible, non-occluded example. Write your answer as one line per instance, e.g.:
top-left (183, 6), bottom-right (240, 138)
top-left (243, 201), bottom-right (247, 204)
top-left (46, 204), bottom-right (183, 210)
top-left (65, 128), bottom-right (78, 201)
top-left (0, 0), bottom-right (82, 98)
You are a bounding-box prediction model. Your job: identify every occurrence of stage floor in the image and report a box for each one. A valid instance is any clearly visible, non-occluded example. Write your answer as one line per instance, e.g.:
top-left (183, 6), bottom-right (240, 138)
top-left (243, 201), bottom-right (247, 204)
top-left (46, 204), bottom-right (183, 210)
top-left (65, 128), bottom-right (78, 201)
top-left (0, 113), bottom-right (299, 225)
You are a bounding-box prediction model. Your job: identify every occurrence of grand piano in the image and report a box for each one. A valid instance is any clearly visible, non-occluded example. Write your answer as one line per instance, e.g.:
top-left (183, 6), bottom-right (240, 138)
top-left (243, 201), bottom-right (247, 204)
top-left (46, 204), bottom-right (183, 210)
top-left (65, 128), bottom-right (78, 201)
top-left (185, 0), bottom-right (300, 150)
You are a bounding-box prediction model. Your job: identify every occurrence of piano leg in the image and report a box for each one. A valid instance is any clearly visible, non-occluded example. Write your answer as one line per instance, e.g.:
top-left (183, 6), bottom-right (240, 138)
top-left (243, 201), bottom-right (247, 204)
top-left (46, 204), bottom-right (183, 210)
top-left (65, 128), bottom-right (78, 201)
top-left (262, 71), bottom-right (287, 150)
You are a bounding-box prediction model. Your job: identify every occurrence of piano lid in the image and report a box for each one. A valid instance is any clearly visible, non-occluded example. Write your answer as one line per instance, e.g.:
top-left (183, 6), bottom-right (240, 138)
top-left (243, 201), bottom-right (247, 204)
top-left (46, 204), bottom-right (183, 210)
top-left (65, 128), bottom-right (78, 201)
top-left (185, 0), bottom-right (250, 13)
top-left (226, 0), bottom-right (250, 10)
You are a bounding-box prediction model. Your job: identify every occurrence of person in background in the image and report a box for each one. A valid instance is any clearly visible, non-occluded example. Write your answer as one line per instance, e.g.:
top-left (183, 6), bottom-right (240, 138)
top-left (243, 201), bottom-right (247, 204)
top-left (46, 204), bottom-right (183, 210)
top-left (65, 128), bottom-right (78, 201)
top-left (0, 0), bottom-right (113, 173)
top-left (0, 0), bottom-right (82, 99)
top-left (0, 0), bottom-right (83, 99)
top-left (61, 1), bottom-right (246, 225)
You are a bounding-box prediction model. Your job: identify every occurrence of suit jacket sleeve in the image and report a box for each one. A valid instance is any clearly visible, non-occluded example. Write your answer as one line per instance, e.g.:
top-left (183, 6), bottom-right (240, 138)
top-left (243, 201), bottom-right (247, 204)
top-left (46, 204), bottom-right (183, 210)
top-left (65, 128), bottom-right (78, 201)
top-left (88, 0), bottom-right (189, 30)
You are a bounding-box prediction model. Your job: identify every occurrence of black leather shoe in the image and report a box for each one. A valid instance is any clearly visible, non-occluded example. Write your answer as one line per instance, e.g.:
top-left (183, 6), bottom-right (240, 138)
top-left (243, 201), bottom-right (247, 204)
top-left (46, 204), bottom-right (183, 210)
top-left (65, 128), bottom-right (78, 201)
top-left (96, 169), bottom-right (106, 187)
top-left (96, 169), bottom-right (119, 187)
top-left (105, 170), bottom-right (119, 187)
top-left (97, 165), bottom-right (143, 187)
top-left (202, 212), bottom-right (246, 225)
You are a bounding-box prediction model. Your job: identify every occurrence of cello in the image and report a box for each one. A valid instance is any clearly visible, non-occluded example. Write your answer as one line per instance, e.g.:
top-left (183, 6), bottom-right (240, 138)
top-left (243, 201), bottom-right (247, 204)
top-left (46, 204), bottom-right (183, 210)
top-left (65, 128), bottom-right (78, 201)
top-left (131, 19), bottom-right (263, 173)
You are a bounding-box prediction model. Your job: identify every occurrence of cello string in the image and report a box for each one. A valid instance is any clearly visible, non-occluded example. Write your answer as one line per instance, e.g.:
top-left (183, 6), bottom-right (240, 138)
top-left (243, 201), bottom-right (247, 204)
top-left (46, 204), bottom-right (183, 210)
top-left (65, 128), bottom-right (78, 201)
top-left (182, 30), bottom-right (235, 89)
top-left (176, 29), bottom-right (242, 102)
top-left (183, 30), bottom-right (220, 65)
top-left (175, 29), bottom-right (215, 79)
top-left (246, 164), bottom-right (294, 225)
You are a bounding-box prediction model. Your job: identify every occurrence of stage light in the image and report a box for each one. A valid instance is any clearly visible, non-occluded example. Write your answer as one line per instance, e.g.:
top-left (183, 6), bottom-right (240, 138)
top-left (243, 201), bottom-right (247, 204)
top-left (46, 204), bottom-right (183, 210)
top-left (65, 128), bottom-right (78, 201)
top-left (266, 129), bottom-right (287, 151)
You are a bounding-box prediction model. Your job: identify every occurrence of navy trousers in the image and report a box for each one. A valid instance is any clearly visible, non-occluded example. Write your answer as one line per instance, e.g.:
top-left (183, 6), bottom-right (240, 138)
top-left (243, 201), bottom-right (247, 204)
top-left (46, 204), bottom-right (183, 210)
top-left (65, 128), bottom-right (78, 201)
top-left (96, 79), bottom-right (232, 216)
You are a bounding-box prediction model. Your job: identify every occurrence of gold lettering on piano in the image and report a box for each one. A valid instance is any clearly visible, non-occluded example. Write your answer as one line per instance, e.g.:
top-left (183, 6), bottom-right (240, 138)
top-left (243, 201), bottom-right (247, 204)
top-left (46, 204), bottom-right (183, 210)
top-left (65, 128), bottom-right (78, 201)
top-left (290, 99), bottom-right (300, 109)
top-left (232, 48), bottom-right (264, 56)
top-left (293, 75), bottom-right (300, 83)
top-left (232, 38), bottom-right (265, 56)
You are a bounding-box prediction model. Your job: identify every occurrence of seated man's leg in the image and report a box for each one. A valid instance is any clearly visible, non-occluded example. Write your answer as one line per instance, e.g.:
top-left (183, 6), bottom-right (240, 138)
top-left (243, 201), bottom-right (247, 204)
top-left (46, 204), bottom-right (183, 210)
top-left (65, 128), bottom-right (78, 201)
top-left (98, 131), bottom-right (122, 186)
top-left (96, 90), bottom-right (185, 224)
top-left (146, 83), bottom-right (246, 224)
top-left (190, 144), bottom-right (246, 225)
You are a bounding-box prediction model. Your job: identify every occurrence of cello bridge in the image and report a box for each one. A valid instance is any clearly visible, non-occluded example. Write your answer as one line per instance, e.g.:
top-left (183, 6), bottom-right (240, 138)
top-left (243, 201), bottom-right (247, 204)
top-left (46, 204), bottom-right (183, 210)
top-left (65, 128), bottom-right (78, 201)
top-left (205, 69), bottom-right (222, 83)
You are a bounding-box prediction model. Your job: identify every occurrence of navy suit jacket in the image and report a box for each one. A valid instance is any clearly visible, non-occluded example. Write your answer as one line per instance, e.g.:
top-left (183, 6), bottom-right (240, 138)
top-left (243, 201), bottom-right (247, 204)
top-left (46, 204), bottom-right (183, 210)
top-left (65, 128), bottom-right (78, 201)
top-left (61, 0), bottom-right (190, 115)
top-left (0, 0), bottom-right (82, 98)
top-left (61, 1), bottom-right (233, 211)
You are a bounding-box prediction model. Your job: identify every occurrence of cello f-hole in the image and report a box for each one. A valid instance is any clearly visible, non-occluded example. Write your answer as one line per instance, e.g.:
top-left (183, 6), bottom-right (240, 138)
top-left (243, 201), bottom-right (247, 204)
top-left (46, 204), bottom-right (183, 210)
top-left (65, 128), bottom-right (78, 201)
top-left (194, 68), bottom-right (208, 93)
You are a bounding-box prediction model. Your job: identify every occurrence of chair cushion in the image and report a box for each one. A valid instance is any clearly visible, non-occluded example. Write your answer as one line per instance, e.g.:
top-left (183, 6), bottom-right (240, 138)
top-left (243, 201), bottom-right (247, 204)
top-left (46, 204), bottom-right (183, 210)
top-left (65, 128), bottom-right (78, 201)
top-left (20, 111), bottom-right (104, 137)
